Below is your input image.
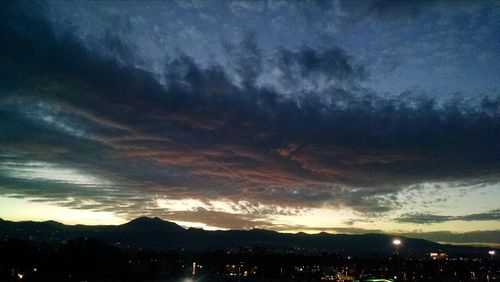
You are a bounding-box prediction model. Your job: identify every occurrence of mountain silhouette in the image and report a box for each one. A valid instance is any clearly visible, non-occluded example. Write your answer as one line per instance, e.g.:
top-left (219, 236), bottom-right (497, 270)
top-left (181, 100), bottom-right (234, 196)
top-left (0, 217), bottom-right (495, 256)
top-left (118, 216), bottom-right (185, 232)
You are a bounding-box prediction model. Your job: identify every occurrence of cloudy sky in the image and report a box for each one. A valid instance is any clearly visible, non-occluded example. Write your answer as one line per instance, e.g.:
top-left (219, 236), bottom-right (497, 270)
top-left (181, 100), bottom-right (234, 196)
top-left (0, 1), bottom-right (499, 246)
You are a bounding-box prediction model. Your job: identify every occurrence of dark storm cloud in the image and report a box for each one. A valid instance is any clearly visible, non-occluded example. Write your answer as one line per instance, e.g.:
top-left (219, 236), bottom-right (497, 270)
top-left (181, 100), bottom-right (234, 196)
top-left (277, 47), bottom-right (366, 80)
top-left (398, 209), bottom-right (500, 224)
top-left (227, 32), bottom-right (263, 88)
top-left (0, 1), bottom-right (499, 221)
top-left (269, 46), bottom-right (367, 92)
top-left (397, 214), bottom-right (453, 225)
top-left (359, 0), bottom-right (425, 21)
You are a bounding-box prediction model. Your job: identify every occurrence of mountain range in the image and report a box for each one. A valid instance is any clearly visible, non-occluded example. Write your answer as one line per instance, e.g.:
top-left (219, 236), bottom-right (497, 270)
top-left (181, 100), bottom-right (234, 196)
top-left (0, 217), bottom-right (495, 257)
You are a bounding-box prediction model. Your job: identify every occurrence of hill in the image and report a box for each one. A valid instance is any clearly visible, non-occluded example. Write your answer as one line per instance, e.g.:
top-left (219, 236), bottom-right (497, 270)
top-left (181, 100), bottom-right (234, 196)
top-left (0, 217), bottom-right (494, 256)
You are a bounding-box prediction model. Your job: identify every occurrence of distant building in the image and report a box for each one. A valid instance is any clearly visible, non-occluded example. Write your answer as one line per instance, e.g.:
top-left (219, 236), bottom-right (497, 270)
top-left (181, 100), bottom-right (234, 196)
top-left (429, 251), bottom-right (447, 260)
top-left (225, 263), bottom-right (257, 277)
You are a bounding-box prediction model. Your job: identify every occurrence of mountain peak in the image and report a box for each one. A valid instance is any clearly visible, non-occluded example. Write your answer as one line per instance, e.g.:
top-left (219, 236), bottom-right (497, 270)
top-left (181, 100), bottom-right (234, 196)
top-left (120, 217), bottom-right (184, 232)
top-left (128, 216), bottom-right (163, 223)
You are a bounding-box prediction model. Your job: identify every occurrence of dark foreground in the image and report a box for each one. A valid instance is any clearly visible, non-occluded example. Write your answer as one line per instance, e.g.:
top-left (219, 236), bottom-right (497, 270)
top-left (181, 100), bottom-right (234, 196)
top-left (1, 238), bottom-right (498, 282)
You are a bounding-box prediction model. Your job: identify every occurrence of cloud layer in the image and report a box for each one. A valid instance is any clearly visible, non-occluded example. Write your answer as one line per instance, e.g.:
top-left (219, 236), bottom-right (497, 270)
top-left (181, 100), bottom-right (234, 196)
top-left (0, 1), bottom-right (499, 242)
top-left (399, 209), bottom-right (500, 224)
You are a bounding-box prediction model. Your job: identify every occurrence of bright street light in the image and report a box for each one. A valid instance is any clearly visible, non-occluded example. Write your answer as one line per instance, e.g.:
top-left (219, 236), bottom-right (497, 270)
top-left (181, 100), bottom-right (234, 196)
top-left (393, 239), bottom-right (402, 255)
top-left (489, 250), bottom-right (496, 274)
top-left (393, 239), bottom-right (402, 280)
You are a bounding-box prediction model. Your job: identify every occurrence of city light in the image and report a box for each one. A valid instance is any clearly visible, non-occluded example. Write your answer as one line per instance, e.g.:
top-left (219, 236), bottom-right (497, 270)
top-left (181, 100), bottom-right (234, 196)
top-left (393, 239), bottom-right (401, 246)
top-left (489, 250), bottom-right (495, 255)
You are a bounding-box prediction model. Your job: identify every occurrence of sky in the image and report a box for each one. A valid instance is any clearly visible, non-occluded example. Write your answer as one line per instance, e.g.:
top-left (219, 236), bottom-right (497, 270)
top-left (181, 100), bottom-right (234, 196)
top-left (0, 1), bottom-right (499, 246)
